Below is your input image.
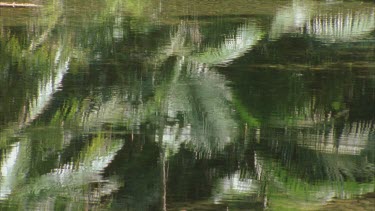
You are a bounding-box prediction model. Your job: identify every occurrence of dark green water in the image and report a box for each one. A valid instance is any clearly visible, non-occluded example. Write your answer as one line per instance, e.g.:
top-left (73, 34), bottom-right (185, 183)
top-left (0, 0), bottom-right (374, 210)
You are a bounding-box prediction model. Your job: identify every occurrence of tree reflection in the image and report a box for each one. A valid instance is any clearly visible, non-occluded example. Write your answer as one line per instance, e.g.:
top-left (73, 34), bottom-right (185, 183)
top-left (0, 0), bottom-right (374, 210)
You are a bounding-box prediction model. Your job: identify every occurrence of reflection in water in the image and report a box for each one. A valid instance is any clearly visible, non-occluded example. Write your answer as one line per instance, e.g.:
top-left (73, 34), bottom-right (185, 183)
top-left (195, 21), bottom-right (263, 66)
top-left (19, 137), bottom-right (124, 209)
top-left (0, 0), bottom-right (374, 210)
top-left (297, 121), bottom-right (372, 155)
top-left (0, 143), bottom-right (20, 199)
top-left (213, 171), bottom-right (260, 204)
top-left (0, 0), bottom-right (71, 134)
top-left (25, 49), bottom-right (70, 126)
top-left (306, 8), bottom-right (375, 42)
top-left (270, 0), bottom-right (314, 40)
top-left (270, 0), bottom-right (375, 42)
top-left (158, 59), bottom-right (238, 154)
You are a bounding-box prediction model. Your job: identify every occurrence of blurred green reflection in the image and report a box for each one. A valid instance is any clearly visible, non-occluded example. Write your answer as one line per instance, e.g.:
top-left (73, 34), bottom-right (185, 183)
top-left (0, 0), bottom-right (374, 210)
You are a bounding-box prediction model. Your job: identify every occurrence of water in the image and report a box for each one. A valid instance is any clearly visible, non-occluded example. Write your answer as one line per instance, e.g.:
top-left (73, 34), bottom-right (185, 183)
top-left (0, 0), bottom-right (374, 210)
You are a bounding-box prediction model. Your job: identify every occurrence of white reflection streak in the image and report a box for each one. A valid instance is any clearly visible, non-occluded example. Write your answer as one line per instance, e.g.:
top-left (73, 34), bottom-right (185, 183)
top-left (219, 25), bottom-right (261, 65)
top-left (306, 10), bottom-right (375, 41)
top-left (197, 22), bottom-right (263, 66)
top-left (0, 142), bottom-right (20, 199)
top-left (156, 124), bottom-right (192, 155)
top-left (25, 47), bottom-right (70, 125)
top-left (295, 121), bottom-right (372, 155)
top-left (254, 151), bottom-right (263, 181)
top-left (270, 0), bottom-right (311, 40)
top-left (221, 172), bottom-right (258, 193)
top-left (21, 139), bottom-right (124, 204)
top-left (213, 171), bottom-right (259, 204)
top-left (271, 0), bottom-right (375, 42)
top-left (52, 141), bottom-right (123, 182)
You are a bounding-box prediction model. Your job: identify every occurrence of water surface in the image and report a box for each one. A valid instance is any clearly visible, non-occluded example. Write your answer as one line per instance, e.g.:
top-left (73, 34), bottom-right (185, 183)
top-left (0, 0), bottom-right (374, 210)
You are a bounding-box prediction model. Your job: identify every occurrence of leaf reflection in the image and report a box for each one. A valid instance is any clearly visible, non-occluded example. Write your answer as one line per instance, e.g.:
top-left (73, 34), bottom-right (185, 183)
top-left (0, 0), bottom-right (374, 210)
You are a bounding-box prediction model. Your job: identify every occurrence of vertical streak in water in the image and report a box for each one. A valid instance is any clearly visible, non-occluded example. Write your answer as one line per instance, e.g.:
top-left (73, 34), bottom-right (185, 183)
top-left (338, 12), bottom-right (342, 37)
top-left (0, 142), bottom-right (20, 199)
top-left (348, 11), bottom-right (353, 36)
top-left (162, 153), bottom-right (168, 211)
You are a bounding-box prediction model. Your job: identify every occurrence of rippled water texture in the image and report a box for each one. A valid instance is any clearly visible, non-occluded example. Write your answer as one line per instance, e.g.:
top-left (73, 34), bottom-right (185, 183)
top-left (0, 0), bottom-right (374, 210)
